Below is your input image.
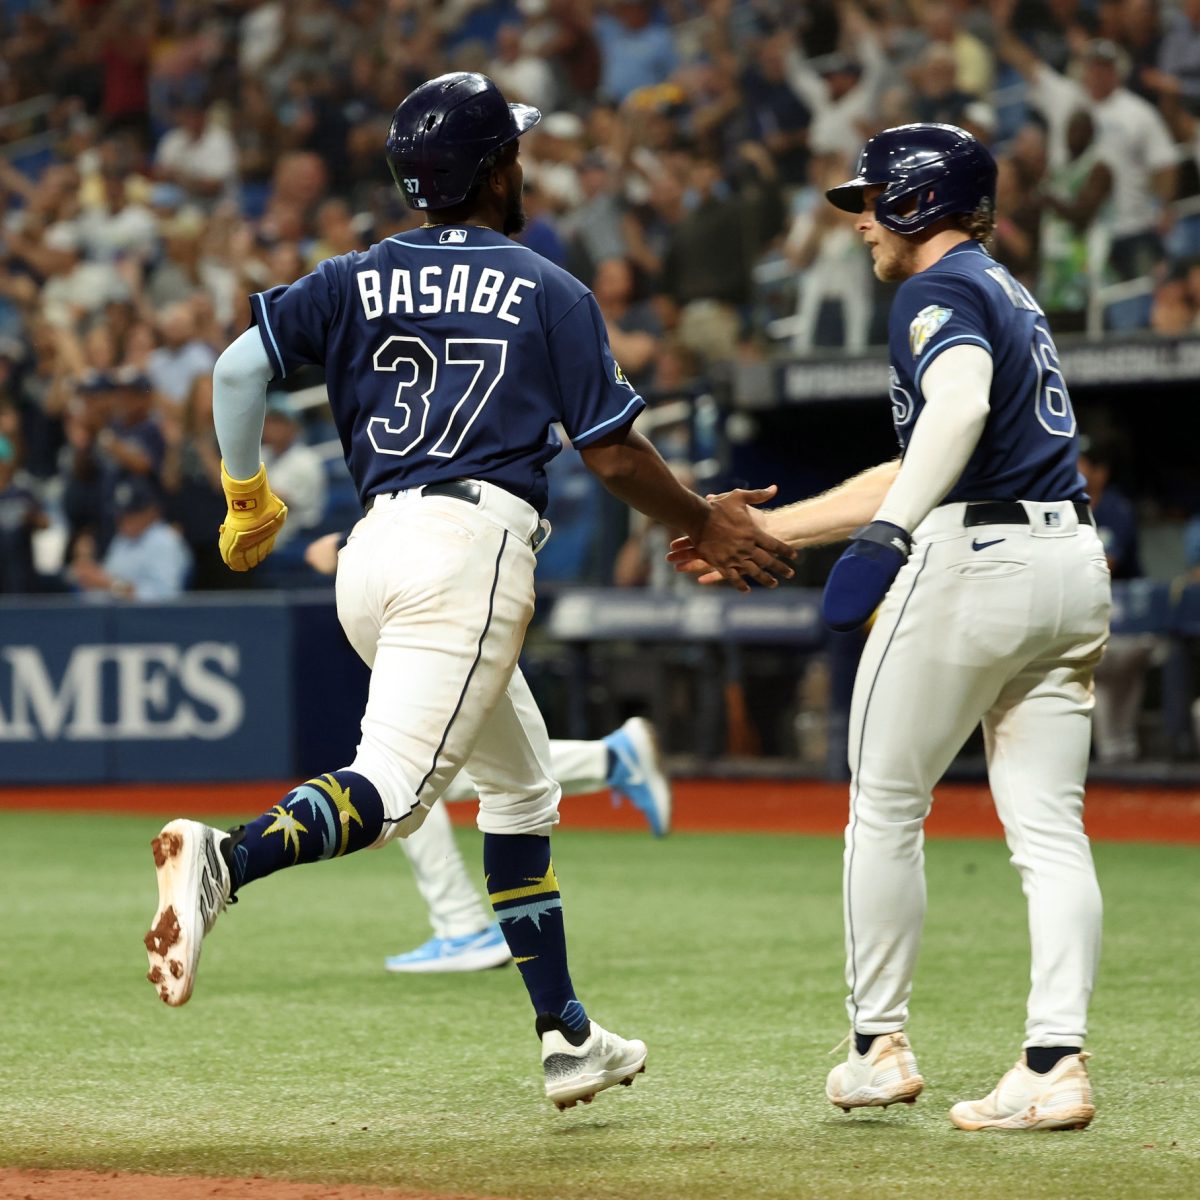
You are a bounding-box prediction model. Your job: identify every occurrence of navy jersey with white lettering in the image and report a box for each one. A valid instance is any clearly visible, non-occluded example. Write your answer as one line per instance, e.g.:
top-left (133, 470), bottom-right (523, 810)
top-left (250, 225), bottom-right (644, 513)
top-left (887, 241), bottom-right (1085, 503)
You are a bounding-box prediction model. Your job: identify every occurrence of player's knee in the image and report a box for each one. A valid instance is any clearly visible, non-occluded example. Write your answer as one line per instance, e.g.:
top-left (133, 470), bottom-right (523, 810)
top-left (850, 772), bottom-right (931, 828)
top-left (344, 747), bottom-right (421, 836)
top-left (476, 783), bottom-right (561, 837)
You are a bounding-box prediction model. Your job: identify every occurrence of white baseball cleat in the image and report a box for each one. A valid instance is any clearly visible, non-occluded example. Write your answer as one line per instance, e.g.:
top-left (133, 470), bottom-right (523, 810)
top-left (949, 1052), bottom-right (1095, 1131)
top-left (827, 1031), bottom-right (925, 1111)
top-left (538, 1015), bottom-right (648, 1110)
top-left (144, 819), bottom-right (235, 1007)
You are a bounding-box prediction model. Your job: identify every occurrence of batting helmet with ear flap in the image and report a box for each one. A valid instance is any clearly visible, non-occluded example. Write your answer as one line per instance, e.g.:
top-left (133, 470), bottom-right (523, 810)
top-left (385, 72), bottom-right (541, 211)
top-left (826, 123), bottom-right (997, 234)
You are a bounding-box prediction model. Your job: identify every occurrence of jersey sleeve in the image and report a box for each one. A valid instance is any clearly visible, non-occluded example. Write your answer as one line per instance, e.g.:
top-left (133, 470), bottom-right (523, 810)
top-left (547, 292), bottom-right (646, 447)
top-left (891, 270), bottom-right (993, 396)
top-left (250, 257), bottom-right (342, 379)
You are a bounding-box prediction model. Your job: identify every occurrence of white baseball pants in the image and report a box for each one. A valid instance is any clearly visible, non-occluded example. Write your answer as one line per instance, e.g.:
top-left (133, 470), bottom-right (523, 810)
top-left (335, 481), bottom-right (560, 843)
top-left (844, 500), bottom-right (1111, 1048)
top-left (401, 710), bottom-right (608, 940)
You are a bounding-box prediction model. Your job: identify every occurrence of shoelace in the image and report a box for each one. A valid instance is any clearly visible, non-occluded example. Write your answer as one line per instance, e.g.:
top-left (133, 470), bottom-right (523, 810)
top-left (828, 1031), bottom-right (852, 1056)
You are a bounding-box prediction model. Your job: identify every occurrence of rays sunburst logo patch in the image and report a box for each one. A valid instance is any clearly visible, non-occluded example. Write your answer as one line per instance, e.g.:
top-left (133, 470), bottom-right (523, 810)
top-left (909, 304), bottom-right (953, 357)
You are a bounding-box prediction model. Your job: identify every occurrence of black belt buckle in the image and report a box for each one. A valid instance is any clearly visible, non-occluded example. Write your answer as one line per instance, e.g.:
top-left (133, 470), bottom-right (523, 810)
top-left (962, 500), bottom-right (1094, 528)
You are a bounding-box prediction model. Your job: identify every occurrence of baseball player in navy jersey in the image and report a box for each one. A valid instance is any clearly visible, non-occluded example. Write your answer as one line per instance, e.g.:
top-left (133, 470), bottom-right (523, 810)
top-left (143, 72), bottom-right (794, 1110)
top-left (671, 124), bottom-right (1109, 1130)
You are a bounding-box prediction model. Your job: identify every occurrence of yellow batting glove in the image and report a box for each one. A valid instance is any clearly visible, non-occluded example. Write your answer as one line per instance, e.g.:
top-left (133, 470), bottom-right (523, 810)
top-left (219, 461), bottom-right (288, 572)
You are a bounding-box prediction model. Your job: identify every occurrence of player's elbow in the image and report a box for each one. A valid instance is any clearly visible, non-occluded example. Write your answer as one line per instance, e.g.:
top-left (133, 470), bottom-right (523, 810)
top-left (581, 443), bottom-right (639, 486)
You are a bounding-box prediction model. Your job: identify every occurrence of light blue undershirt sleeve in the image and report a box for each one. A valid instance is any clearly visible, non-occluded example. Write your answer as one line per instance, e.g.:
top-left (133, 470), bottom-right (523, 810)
top-left (212, 327), bottom-right (274, 480)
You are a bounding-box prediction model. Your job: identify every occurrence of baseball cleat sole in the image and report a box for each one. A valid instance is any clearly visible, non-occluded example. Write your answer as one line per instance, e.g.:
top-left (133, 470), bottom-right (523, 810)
top-left (950, 1103), bottom-right (1095, 1132)
top-left (551, 1061), bottom-right (647, 1111)
top-left (144, 820), bottom-right (226, 1007)
top-left (830, 1075), bottom-right (925, 1113)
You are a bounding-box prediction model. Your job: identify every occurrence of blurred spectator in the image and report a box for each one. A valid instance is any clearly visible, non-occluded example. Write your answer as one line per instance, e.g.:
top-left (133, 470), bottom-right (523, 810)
top-left (259, 396), bottom-right (327, 547)
top-left (737, 32), bottom-right (811, 185)
top-left (144, 208), bottom-right (209, 310)
top-left (513, 180), bottom-right (567, 267)
top-left (146, 302), bottom-right (218, 407)
top-left (160, 373), bottom-right (234, 592)
top-left (489, 23), bottom-right (558, 111)
top-left (592, 257), bottom-right (661, 387)
top-left (535, 429), bottom-right (613, 585)
top-left (98, 365), bottom-right (166, 491)
top-left (1149, 0), bottom-right (1200, 110)
top-left (1079, 435), bottom-right (1160, 765)
top-left (784, 155), bottom-right (872, 355)
top-left (154, 99), bottom-right (239, 209)
top-left (536, 0), bottom-right (602, 107)
top-left (68, 476), bottom-right (191, 601)
top-left (0, 434), bottom-right (50, 594)
top-left (997, 23), bottom-right (1178, 282)
top-left (524, 110), bottom-right (586, 210)
top-left (659, 151), bottom-right (754, 362)
top-left (1150, 270), bottom-right (1195, 335)
top-left (613, 462), bottom-right (696, 590)
top-left (77, 165), bottom-right (159, 265)
top-left (993, 125), bottom-right (1048, 290)
top-left (910, 44), bottom-right (974, 127)
top-left (1120, 0), bottom-right (1166, 101)
top-left (916, 0), bottom-right (994, 97)
top-left (14, 320), bottom-right (75, 480)
top-left (787, 5), bottom-right (886, 159)
top-left (559, 153), bottom-right (626, 283)
top-left (595, 1), bottom-right (679, 104)
top-left (1039, 110), bottom-right (1114, 332)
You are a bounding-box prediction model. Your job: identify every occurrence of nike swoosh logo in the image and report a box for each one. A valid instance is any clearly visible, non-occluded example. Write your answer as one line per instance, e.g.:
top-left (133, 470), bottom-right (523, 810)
top-left (615, 747), bottom-right (645, 786)
top-left (971, 537), bottom-right (1005, 551)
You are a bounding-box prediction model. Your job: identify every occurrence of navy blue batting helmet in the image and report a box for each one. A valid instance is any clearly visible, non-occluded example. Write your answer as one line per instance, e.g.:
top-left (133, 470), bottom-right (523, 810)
top-left (826, 123), bottom-right (997, 234)
top-left (385, 72), bottom-right (541, 211)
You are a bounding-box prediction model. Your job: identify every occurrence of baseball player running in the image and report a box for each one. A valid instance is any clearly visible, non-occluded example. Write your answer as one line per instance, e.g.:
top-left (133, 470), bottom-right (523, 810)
top-left (671, 124), bottom-right (1109, 1130)
top-left (304, 530), bottom-right (671, 974)
top-left (144, 72), bottom-right (794, 1111)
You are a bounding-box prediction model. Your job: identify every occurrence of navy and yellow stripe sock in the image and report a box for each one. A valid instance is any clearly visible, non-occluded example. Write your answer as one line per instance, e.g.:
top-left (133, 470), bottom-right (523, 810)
top-left (232, 771), bottom-right (385, 889)
top-left (484, 832), bottom-right (587, 1031)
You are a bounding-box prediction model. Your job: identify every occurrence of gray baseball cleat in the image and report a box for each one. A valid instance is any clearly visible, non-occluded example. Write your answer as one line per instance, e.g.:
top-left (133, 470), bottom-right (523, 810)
top-left (538, 1014), bottom-right (648, 1110)
top-left (144, 819), bottom-right (237, 1006)
top-left (826, 1031), bottom-right (925, 1111)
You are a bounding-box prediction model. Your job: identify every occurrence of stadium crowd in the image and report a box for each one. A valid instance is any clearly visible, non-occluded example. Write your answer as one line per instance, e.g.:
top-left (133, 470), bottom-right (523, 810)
top-left (1, 0), bottom-right (1199, 602)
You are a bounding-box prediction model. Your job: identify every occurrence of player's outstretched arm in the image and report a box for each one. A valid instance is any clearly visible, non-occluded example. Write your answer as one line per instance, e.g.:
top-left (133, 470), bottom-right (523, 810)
top-left (822, 344), bottom-right (992, 630)
top-left (579, 425), bottom-right (796, 591)
top-left (667, 460), bottom-right (901, 585)
top-left (212, 329), bottom-right (288, 572)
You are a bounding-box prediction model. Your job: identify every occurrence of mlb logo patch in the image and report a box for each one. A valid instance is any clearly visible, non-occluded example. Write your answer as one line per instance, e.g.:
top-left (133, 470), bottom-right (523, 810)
top-left (909, 304), bottom-right (953, 357)
top-left (232, 498), bottom-right (257, 512)
top-left (1043, 512), bottom-right (1061, 528)
top-left (439, 228), bottom-right (468, 244)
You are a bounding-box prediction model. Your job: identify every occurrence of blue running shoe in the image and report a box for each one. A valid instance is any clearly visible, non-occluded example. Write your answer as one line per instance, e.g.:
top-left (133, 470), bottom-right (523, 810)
top-left (604, 717), bottom-right (672, 837)
top-left (384, 922), bottom-right (512, 974)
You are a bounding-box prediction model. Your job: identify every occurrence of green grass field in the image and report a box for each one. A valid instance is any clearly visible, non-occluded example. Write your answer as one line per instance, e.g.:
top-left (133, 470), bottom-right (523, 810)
top-left (0, 811), bottom-right (1197, 1200)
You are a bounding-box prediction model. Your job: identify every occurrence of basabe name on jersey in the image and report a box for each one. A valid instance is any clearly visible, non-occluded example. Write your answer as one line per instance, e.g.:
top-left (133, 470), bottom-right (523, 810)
top-left (356, 262), bottom-right (537, 326)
